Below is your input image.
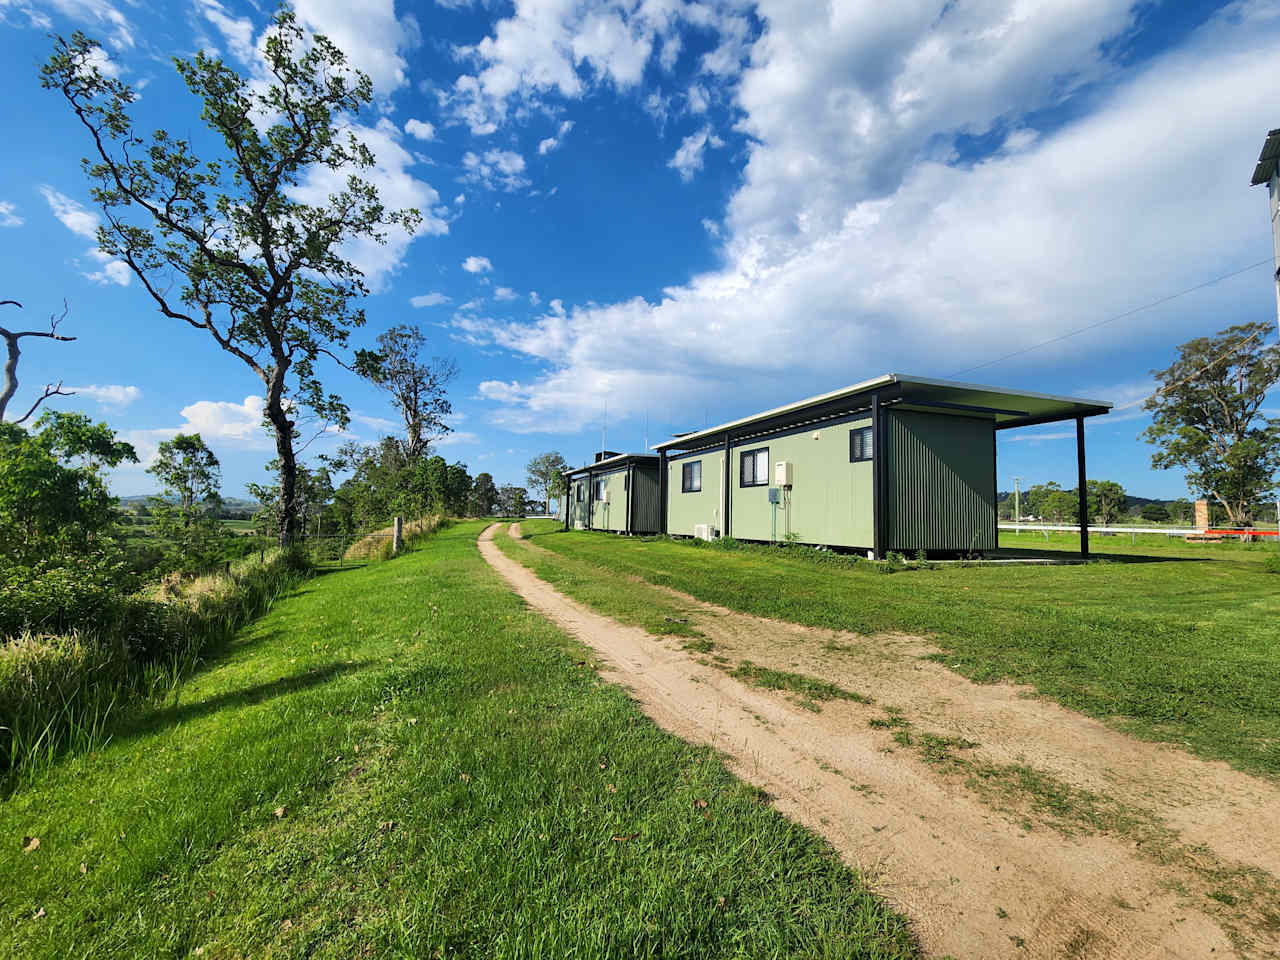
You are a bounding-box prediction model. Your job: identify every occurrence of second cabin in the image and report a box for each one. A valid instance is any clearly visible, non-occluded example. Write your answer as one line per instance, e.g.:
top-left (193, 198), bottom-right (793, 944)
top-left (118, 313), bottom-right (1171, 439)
top-left (562, 452), bottom-right (662, 535)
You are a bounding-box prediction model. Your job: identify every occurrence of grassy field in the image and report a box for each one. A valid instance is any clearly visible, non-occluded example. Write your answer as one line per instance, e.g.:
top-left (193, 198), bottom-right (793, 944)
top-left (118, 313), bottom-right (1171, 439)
top-left (1, 520), bottom-right (917, 959)
top-left (515, 520), bottom-right (1280, 780)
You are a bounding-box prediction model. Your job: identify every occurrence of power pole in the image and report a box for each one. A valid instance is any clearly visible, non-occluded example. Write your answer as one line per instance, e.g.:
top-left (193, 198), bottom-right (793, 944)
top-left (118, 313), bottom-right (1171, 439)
top-left (1014, 476), bottom-right (1022, 522)
top-left (1250, 129), bottom-right (1280, 543)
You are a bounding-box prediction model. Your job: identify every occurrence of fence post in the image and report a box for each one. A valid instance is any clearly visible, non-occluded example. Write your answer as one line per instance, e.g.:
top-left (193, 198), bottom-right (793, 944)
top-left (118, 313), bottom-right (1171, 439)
top-left (393, 516), bottom-right (404, 555)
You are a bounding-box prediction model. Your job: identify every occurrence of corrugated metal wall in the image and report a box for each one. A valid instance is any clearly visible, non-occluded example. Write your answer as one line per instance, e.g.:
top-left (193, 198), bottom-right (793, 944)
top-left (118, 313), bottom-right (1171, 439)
top-left (886, 410), bottom-right (996, 552)
top-left (632, 463), bottom-right (661, 533)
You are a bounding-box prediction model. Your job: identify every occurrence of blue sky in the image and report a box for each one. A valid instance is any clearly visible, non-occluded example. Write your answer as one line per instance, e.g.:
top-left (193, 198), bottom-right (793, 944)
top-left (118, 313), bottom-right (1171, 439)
top-left (0, 0), bottom-right (1277, 502)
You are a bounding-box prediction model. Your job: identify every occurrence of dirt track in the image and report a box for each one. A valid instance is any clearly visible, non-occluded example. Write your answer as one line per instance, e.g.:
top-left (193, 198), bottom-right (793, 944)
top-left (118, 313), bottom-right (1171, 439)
top-left (481, 524), bottom-right (1280, 959)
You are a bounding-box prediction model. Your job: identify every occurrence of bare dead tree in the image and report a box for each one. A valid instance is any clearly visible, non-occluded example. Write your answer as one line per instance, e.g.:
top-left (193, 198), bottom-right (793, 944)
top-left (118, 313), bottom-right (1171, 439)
top-left (0, 300), bottom-right (76, 424)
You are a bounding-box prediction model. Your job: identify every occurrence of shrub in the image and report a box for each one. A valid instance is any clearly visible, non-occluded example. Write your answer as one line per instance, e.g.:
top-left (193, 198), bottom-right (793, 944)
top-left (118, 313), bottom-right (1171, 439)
top-left (1264, 553), bottom-right (1280, 575)
top-left (1, 551), bottom-right (302, 776)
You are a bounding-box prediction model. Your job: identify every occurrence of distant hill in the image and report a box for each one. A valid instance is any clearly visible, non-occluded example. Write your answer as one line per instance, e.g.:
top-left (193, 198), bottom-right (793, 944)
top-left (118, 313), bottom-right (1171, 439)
top-left (119, 495), bottom-right (259, 516)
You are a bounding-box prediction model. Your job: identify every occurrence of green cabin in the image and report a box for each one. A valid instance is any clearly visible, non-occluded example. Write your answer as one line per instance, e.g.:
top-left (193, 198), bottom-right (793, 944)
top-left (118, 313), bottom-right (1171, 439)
top-left (654, 375), bottom-right (1111, 558)
top-left (563, 452), bottom-right (662, 535)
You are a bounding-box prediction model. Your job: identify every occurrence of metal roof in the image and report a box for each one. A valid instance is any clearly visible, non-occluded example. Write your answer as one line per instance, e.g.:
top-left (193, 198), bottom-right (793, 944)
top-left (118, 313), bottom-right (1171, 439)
top-left (652, 374), bottom-right (1112, 451)
top-left (1251, 128), bottom-right (1280, 186)
top-left (563, 451), bottom-right (658, 475)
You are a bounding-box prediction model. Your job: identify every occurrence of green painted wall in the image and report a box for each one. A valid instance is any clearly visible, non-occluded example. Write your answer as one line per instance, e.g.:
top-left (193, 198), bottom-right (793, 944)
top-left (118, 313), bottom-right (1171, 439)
top-left (590, 468), bottom-right (629, 532)
top-left (662, 409), bottom-right (997, 551)
top-left (666, 452), bottom-right (725, 536)
top-left (728, 419), bottom-right (874, 547)
top-left (885, 411), bottom-right (996, 552)
top-left (567, 477), bottom-right (590, 529)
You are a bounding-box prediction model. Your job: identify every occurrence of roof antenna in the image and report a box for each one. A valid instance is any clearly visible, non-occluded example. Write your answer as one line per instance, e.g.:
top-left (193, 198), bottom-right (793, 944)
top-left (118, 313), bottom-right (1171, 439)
top-left (643, 409), bottom-right (649, 452)
top-left (602, 397), bottom-right (607, 456)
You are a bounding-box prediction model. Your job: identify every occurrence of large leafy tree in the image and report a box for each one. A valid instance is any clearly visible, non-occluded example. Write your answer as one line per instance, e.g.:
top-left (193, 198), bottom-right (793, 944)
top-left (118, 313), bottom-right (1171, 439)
top-left (148, 432), bottom-right (220, 518)
top-left (498, 485), bottom-right (528, 518)
top-left (1143, 322), bottom-right (1280, 526)
top-left (526, 451), bottom-right (568, 516)
top-left (42, 12), bottom-right (420, 545)
top-left (370, 324), bottom-right (457, 462)
top-left (0, 411), bottom-right (136, 559)
top-left (469, 472), bottom-right (499, 516)
top-left (1087, 479), bottom-right (1126, 526)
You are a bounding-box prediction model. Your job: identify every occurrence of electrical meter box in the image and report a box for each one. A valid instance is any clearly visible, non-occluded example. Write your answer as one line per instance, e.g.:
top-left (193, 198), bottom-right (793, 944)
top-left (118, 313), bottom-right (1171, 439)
top-left (767, 487), bottom-right (781, 504)
top-left (774, 460), bottom-right (793, 486)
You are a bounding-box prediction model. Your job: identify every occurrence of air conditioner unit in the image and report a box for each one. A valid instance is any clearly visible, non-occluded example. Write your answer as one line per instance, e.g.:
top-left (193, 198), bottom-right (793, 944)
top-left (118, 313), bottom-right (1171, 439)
top-left (775, 460), bottom-right (793, 486)
top-left (694, 523), bottom-right (718, 541)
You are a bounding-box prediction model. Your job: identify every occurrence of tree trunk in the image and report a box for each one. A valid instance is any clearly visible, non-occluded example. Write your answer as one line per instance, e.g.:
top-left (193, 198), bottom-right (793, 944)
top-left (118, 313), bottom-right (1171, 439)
top-left (0, 331), bottom-right (20, 421)
top-left (265, 372), bottom-right (298, 548)
top-left (1210, 490), bottom-right (1248, 528)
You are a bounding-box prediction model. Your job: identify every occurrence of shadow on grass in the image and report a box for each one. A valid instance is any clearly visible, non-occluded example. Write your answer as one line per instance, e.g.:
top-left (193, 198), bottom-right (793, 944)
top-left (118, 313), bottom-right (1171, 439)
top-left (120, 660), bottom-right (372, 741)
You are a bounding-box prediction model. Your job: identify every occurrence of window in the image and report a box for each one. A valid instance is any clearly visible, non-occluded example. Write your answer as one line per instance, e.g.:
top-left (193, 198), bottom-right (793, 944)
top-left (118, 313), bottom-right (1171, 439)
top-left (849, 425), bottom-right (873, 462)
top-left (740, 447), bottom-right (770, 487)
top-left (576, 483), bottom-right (584, 503)
top-left (682, 460), bottom-right (702, 493)
top-left (594, 478), bottom-right (606, 500)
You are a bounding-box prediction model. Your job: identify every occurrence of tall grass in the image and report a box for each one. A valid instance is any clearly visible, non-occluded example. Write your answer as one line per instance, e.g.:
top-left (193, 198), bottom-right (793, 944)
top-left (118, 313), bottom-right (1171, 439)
top-left (342, 514), bottom-right (445, 562)
top-left (0, 551), bottom-right (303, 782)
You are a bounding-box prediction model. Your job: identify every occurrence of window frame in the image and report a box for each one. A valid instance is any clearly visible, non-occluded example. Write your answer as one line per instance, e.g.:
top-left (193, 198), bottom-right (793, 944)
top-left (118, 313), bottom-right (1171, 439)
top-left (849, 425), bottom-right (873, 463)
top-left (594, 477), bottom-right (607, 500)
top-left (739, 447), bottom-right (770, 487)
top-left (681, 459), bottom-right (702, 493)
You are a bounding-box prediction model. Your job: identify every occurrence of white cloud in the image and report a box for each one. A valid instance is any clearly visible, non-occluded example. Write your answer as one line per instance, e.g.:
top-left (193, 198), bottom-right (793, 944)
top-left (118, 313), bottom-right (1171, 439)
top-left (444, 1), bottom-right (748, 134)
top-left (290, 0), bottom-right (417, 96)
top-left (462, 255), bottom-right (493, 274)
top-left (194, 0), bottom-right (254, 63)
top-left (40, 186), bottom-right (132, 286)
top-left (461, 149), bottom-right (529, 191)
top-left (537, 119), bottom-right (574, 155)
top-left (494, 286), bottom-right (518, 301)
top-left (468, 4), bottom-right (1280, 433)
top-left (0, 202), bottom-right (22, 227)
top-left (433, 429), bottom-right (479, 447)
top-left (352, 411), bottom-right (400, 433)
top-left (119, 394), bottom-right (275, 475)
top-left (529, 291), bottom-right (541, 306)
top-left (405, 118), bottom-right (436, 141)
top-left (38, 0), bottom-right (134, 49)
top-left (177, 395), bottom-right (272, 446)
top-left (288, 119), bottom-right (447, 291)
top-left (411, 291), bottom-right (451, 307)
top-left (686, 83), bottom-right (709, 114)
top-left (40, 185), bottom-right (98, 239)
top-left (65, 383), bottom-right (140, 410)
top-left (668, 127), bottom-right (718, 182)
top-left (84, 248), bottom-right (131, 286)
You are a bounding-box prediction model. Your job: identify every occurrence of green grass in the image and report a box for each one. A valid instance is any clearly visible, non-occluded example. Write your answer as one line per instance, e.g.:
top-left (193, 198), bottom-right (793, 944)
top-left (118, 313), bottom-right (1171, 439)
top-left (513, 522), bottom-right (1280, 779)
top-left (0, 520), bottom-right (917, 959)
top-left (730, 660), bottom-right (871, 707)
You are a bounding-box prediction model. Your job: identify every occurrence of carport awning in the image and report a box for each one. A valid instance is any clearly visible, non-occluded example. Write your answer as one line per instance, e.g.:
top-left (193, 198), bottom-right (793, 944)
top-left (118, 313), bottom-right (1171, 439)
top-left (890, 376), bottom-right (1112, 430)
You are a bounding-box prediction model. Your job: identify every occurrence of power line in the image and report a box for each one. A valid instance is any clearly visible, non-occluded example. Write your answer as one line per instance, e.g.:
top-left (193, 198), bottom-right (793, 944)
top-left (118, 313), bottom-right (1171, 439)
top-left (949, 258), bottom-right (1274, 378)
